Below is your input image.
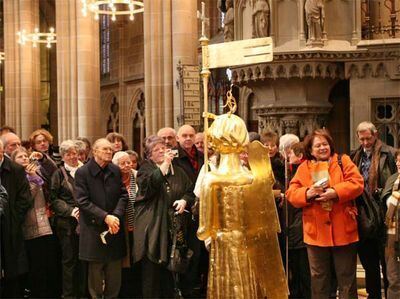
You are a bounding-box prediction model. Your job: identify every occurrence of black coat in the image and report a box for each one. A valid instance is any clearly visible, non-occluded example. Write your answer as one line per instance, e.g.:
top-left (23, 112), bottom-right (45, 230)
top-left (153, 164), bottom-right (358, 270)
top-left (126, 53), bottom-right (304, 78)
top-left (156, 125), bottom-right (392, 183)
top-left (0, 182), bottom-right (8, 276)
top-left (173, 145), bottom-right (204, 184)
top-left (50, 166), bottom-right (78, 234)
top-left (75, 158), bottom-right (128, 262)
top-left (0, 157), bottom-right (32, 278)
top-left (133, 160), bottom-right (194, 265)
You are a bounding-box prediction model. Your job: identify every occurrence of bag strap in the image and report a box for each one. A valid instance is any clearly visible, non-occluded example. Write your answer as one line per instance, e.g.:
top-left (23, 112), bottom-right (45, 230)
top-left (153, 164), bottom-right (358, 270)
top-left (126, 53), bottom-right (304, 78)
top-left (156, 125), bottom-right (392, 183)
top-left (60, 167), bottom-right (75, 200)
top-left (337, 154), bottom-right (343, 173)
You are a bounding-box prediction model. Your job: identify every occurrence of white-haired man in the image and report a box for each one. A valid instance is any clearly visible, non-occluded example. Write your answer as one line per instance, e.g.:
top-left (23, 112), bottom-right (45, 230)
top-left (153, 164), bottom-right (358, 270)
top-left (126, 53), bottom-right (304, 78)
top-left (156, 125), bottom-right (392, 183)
top-left (351, 121), bottom-right (397, 298)
top-left (75, 138), bottom-right (128, 299)
top-left (0, 132), bottom-right (21, 158)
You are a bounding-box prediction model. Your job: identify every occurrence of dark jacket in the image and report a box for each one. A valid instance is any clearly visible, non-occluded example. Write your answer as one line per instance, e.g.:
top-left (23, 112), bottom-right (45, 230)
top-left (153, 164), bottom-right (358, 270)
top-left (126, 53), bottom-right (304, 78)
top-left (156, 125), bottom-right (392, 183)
top-left (351, 140), bottom-right (397, 194)
top-left (50, 166), bottom-right (78, 234)
top-left (0, 182), bottom-right (8, 276)
top-left (0, 157), bottom-right (32, 278)
top-left (75, 158), bottom-right (128, 262)
top-left (287, 163), bottom-right (305, 249)
top-left (134, 160), bottom-right (194, 265)
top-left (174, 145), bottom-right (204, 184)
top-left (380, 172), bottom-right (399, 216)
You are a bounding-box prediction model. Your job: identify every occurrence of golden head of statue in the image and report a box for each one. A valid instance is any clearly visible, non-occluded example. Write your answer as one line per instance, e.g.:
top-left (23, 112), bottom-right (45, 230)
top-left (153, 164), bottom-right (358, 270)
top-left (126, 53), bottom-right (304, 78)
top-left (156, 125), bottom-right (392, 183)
top-left (207, 113), bottom-right (249, 154)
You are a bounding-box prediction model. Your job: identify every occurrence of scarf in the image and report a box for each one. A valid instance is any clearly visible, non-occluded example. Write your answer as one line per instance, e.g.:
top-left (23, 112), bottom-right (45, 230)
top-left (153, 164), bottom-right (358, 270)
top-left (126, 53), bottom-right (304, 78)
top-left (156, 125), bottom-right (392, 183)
top-left (353, 139), bottom-right (383, 194)
top-left (186, 146), bottom-right (199, 173)
top-left (64, 161), bottom-right (83, 178)
top-left (124, 170), bottom-right (137, 230)
top-left (27, 174), bottom-right (44, 186)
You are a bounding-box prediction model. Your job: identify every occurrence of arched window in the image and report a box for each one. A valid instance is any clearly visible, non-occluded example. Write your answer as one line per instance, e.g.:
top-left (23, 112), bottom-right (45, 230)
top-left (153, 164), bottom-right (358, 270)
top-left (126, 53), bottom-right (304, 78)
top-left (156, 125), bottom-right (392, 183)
top-left (372, 98), bottom-right (400, 147)
top-left (100, 14), bottom-right (110, 77)
top-left (107, 96), bottom-right (119, 133)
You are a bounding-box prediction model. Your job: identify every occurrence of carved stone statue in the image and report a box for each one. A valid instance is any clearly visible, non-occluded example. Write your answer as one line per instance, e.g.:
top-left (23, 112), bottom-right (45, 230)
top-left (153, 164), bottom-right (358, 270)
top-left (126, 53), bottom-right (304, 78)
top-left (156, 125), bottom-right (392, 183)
top-left (305, 0), bottom-right (326, 45)
top-left (223, 0), bottom-right (234, 41)
top-left (198, 101), bottom-right (288, 298)
top-left (252, 0), bottom-right (270, 38)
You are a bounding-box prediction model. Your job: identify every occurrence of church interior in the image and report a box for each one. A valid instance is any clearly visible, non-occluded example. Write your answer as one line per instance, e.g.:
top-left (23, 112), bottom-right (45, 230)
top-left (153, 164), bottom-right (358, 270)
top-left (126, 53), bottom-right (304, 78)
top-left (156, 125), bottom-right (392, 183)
top-left (0, 0), bottom-right (399, 154)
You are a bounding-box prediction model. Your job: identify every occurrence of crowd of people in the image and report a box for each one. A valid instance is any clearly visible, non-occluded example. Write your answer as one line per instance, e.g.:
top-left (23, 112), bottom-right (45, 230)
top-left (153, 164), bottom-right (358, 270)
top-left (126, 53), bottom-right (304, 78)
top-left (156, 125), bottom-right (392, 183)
top-left (0, 120), bottom-right (398, 299)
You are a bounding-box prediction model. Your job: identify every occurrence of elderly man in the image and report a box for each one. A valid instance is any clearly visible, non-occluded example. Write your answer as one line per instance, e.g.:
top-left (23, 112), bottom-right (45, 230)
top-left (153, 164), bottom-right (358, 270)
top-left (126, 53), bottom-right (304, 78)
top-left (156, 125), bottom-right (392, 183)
top-left (174, 125), bottom-right (205, 297)
top-left (175, 125), bottom-right (204, 183)
top-left (194, 132), bottom-right (204, 153)
top-left (351, 121), bottom-right (397, 298)
top-left (0, 140), bottom-right (32, 298)
top-left (157, 127), bottom-right (177, 149)
top-left (0, 132), bottom-right (21, 158)
top-left (75, 138), bottom-right (128, 299)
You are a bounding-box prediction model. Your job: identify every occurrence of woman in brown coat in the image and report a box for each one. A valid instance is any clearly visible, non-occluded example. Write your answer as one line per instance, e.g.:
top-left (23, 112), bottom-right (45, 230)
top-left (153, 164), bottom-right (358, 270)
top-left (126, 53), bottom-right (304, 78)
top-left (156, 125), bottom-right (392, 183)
top-left (287, 129), bottom-right (364, 299)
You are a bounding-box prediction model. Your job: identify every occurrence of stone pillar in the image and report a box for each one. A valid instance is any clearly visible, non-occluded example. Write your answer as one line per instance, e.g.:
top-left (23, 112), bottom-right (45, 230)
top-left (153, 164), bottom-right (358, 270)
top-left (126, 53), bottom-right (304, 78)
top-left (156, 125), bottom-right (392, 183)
top-left (144, 0), bottom-right (173, 135)
top-left (4, 0), bottom-right (40, 139)
top-left (56, 0), bottom-right (101, 142)
top-left (172, 0), bottom-right (198, 128)
top-left (299, 0), bottom-right (306, 46)
top-left (352, 0), bottom-right (361, 44)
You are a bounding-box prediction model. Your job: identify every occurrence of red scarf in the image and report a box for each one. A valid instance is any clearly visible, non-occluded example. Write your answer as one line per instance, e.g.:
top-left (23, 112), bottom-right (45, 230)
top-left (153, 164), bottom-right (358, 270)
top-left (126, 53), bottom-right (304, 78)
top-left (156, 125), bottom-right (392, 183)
top-left (186, 146), bottom-right (199, 172)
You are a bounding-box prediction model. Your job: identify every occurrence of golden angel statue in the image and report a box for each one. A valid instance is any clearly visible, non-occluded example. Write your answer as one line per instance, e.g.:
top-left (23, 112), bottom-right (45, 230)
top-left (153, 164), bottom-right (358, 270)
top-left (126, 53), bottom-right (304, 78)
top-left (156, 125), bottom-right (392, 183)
top-left (197, 109), bottom-right (288, 298)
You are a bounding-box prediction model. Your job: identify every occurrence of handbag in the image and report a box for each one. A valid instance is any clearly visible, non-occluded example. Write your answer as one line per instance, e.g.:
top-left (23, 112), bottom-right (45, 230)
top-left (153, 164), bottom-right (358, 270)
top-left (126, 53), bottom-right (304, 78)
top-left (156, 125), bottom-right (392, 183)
top-left (167, 213), bottom-right (194, 273)
top-left (338, 154), bottom-right (384, 240)
top-left (356, 190), bottom-right (384, 240)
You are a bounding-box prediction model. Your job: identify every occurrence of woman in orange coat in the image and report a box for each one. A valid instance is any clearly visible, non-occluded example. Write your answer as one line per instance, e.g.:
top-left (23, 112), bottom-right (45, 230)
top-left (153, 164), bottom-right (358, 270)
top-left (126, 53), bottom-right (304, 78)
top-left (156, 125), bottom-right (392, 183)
top-left (287, 129), bottom-right (364, 299)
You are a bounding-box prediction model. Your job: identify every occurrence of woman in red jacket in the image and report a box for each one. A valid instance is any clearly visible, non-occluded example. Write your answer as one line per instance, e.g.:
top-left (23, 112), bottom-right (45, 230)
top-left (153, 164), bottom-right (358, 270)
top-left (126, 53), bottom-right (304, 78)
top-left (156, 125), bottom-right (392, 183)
top-left (287, 129), bottom-right (364, 299)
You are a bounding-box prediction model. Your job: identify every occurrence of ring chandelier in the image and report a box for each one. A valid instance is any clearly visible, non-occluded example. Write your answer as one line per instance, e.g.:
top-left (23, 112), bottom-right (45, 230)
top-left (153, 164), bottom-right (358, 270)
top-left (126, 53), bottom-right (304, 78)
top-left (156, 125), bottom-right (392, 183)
top-left (81, 0), bottom-right (144, 21)
top-left (17, 27), bottom-right (56, 48)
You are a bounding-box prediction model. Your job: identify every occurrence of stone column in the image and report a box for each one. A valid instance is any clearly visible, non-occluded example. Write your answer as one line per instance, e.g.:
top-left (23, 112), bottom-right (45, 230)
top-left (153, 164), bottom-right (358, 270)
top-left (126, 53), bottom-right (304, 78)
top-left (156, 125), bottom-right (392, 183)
top-left (56, 0), bottom-right (100, 142)
top-left (172, 0), bottom-right (198, 128)
top-left (4, 0), bottom-right (40, 139)
top-left (352, 0), bottom-right (361, 45)
top-left (299, 0), bottom-right (306, 46)
top-left (144, 0), bottom-right (173, 135)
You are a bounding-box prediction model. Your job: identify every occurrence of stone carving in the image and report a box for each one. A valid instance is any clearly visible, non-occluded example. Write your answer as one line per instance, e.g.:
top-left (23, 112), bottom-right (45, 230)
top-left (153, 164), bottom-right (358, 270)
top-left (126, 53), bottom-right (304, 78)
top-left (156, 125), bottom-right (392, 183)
top-left (224, 0), bottom-right (234, 41)
top-left (252, 0), bottom-right (270, 38)
top-left (345, 62), bottom-right (390, 79)
top-left (258, 106), bottom-right (331, 138)
top-left (231, 62), bottom-right (344, 83)
top-left (305, 0), bottom-right (326, 46)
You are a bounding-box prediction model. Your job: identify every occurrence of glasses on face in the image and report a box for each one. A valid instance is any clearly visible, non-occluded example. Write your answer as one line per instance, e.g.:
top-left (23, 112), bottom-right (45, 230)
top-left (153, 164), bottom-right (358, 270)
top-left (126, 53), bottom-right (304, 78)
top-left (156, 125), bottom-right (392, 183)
top-left (152, 146), bottom-right (166, 153)
top-left (359, 136), bottom-right (373, 142)
top-left (98, 147), bottom-right (113, 153)
top-left (119, 160), bottom-right (132, 167)
top-left (312, 140), bottom-right (329, 148)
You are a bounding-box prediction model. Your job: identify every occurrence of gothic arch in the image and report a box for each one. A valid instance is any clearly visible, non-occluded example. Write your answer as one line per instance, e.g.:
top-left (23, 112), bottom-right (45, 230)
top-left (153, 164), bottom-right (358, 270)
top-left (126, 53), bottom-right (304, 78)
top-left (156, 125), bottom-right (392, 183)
top-left (102, 92), bottom-right (119, 133)
top-left (127, 88), bottom-right (145, 156)
top-left (362, 63), bottom-right (373, 78)
top-left (375, 62), bottom-right (387, 78)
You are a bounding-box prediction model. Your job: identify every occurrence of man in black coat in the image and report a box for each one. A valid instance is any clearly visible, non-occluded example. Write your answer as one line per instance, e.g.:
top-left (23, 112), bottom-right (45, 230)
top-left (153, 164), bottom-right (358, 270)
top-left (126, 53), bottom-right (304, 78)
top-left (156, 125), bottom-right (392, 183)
top-left (174, 125), bottom-right (204, 183)
top-left (174, 125), bottom-right (205, 297)
top-left (0, 139), bottom-right (32, 298)
top-left (75, 138), bottom-right (128, 299)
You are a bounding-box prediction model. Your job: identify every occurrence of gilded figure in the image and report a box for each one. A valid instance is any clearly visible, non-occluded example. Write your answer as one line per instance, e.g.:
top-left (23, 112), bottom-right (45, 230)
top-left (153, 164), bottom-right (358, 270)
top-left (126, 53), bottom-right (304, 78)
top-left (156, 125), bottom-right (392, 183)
top-left (197, 107), bottom-right (288, 298)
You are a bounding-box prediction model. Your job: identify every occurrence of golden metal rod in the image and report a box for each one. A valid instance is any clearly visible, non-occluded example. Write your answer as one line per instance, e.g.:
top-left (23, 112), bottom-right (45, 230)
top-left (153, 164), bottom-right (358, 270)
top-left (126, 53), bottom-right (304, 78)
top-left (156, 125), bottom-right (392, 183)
top-left (198, 1), bottom-right (210, 173)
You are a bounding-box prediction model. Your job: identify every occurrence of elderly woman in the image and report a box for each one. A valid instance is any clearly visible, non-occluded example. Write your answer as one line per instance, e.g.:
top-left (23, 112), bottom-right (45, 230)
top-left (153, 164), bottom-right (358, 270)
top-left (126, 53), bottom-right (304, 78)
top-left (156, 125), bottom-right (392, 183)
top-left (11, 147), bottom-right (58, 298)
top-left (106, 132), bottom-right (129, 153)
top-left (380, 149), bottom-right (400, 299)
top-left (287, 129), bottom-right (364, 298)
top-left (126, 149), bottom-right (139, 170)
top-left (111, 151), bottom-right (139, 298)
top-left (134, 135), bottom-right (194, 298)
top-left (50, 140), bottom-right (86, 298)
